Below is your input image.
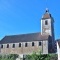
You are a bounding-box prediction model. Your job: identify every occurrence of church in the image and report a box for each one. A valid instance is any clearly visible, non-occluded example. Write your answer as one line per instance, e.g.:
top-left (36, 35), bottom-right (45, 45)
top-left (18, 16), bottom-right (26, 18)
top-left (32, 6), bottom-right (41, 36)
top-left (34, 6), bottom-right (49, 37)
top-left (0, 9), bottom-right (55, 55)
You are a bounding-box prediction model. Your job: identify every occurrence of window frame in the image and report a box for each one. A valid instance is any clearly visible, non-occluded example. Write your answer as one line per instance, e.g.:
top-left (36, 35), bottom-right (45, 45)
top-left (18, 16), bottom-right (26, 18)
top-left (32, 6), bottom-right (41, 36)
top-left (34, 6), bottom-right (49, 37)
top-left (7, 44), bottom-right (9, 48)
top-left (12, 44), bottom-right (15, 48)
top-left (1, 44), bottom-right (3, 48)
top-left (45, 20), bottom-right (48, 25)
top-left (39, 42), bottom-right (41, 46)
top-left (32, 42), bottom-right (34, 46)
top-left (19, 43), bottom-right (21, 47)
top-left (25, 43), bottom-right (28, 47)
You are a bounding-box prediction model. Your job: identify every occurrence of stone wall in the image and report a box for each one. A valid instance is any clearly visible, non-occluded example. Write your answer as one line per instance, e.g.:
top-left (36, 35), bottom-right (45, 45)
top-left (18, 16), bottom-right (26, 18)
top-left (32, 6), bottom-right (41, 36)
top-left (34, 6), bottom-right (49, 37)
top-left (0, 40), bottom-right (48, 54)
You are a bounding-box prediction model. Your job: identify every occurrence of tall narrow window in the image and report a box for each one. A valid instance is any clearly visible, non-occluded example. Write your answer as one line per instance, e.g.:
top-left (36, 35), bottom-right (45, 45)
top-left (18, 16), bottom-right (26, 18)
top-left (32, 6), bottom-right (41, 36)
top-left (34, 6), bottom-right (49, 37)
top-left (1, 45), bottom-right (3, 48)
top-left (7, 44), bottom-right (9, 48)
top-left (12, 44), bottom-right (15, 48)
top-left (25, 43), bottom-right (28, 47)
top-left (39, 42), bottom-right (41, 46)
top-left (45, 20), bottom-right (48, 25)
top-left (19, 43), bottom-right (21, 47)
top-left (32, 42), bottom-right (34, 46)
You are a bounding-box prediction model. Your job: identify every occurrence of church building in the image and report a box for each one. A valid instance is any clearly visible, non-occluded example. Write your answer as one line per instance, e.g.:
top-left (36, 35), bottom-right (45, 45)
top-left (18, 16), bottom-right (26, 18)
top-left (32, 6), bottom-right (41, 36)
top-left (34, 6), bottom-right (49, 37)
top-left (0, 9), bottom-right (55, 55)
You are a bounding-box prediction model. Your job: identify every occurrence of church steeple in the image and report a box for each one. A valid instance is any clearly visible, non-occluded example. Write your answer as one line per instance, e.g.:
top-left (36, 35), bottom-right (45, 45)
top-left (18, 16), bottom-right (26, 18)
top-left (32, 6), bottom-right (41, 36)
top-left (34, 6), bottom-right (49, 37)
top-left (42, 8), bottom-right (52, 19)
top-left (41, 9), bottom-right (54, 36)
top-left (41, 8), bottom-right (55, 53)
top-left (45, 8), bottom-right (49, 12)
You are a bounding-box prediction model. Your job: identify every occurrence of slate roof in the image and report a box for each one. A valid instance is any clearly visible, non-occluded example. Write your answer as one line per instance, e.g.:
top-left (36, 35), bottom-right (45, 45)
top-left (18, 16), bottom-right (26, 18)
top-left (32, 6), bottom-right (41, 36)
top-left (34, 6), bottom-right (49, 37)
top-left (0, 32), bottom-right (49, 44)
top-left (42, 9), bottom-right (51, 19)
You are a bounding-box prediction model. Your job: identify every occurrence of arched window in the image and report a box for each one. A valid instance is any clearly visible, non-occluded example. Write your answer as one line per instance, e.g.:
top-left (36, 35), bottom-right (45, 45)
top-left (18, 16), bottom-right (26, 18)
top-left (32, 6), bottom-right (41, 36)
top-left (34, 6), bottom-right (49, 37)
top-left (32, 42), bottom-right (34, 46)
top-left (1, 45), bottom-right (3, 48)
top-left (12, 44), bottom-right (15, 48)
top-left (19, 43), bottom-right (21, 47)
top-left (45, 20), bottom-right (48, 25)
top-left (25, 43), bottom-right (28, 47)
top-left (39, 42), bottom-right (41, 46)
top-left (7, 44), bottom-right (9, 48)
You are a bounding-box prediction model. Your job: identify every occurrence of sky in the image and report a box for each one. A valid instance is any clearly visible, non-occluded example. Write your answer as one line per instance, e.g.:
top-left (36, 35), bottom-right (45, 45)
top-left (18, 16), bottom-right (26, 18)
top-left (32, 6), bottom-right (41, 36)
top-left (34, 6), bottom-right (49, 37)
top-left (0, 0), bottom-right (60, 40)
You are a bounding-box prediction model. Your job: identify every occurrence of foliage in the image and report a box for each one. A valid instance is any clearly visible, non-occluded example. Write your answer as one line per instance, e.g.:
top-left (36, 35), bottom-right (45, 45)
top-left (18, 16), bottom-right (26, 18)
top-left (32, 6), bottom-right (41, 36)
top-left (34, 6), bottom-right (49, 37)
top-left (0, 53), bottom-right (58, 60)
top-left (0, 54), bottom-right (18, 60)
top-left (25, 52), bottom-right (58, 60)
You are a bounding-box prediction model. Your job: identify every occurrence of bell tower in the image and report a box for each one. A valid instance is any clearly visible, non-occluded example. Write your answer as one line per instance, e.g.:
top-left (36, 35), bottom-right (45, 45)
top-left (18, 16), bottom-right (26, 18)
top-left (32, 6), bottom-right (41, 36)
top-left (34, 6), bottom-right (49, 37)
top-left (41, 8), bottom-right (54, 37)
top-left (41, 8), bottom-right (55, 53)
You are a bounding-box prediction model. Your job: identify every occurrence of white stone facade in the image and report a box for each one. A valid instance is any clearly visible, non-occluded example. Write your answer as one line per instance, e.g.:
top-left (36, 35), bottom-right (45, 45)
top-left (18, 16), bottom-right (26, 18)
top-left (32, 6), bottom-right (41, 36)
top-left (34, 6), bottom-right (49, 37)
top-left (57, 42), bottom-right (60, 60)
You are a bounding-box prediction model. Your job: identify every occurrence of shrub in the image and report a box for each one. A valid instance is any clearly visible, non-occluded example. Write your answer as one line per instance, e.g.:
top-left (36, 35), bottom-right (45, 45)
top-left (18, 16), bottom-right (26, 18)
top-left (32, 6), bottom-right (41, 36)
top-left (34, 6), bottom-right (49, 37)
top-left (0, 54), bottom-right (19, 60)
top-left (25, 52), bottom-right (58, 60)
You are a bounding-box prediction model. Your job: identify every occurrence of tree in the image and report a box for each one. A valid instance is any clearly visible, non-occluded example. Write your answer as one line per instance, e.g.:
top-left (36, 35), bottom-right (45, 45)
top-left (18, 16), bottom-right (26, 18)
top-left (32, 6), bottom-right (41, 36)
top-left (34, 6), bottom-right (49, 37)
top-left (25, 52), bottom-right (58, 60)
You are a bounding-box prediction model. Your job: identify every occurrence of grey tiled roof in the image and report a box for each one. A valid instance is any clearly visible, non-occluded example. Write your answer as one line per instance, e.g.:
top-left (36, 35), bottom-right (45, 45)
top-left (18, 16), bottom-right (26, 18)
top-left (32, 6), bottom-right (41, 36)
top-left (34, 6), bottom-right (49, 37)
top-left (0, 32), bottom-right (49, 44)
top-left (42, 13), bottom-right (51, 19)
top-left (42, 9), bottom-right (51, 19)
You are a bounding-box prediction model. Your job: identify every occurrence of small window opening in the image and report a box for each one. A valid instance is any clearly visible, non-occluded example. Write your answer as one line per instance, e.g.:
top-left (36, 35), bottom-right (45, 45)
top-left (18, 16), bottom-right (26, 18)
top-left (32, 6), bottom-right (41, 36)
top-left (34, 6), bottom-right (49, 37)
top-left (32, 42), bottom-right (34, 46)
top-left (45, 20), bottom-right (48, 25)
top-left (25, 43), bottom-right (28, 47)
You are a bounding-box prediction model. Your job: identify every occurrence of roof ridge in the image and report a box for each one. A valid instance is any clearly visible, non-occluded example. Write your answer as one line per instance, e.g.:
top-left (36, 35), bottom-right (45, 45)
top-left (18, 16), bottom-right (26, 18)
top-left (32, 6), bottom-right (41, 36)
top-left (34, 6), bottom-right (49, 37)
top-left (5, 32), bottom-right (41, 37)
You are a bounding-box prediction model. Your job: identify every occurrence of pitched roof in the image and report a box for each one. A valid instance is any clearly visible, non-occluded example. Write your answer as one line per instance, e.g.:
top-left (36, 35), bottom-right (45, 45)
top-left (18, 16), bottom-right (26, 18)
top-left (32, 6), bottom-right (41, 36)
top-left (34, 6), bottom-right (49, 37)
top-left (42, 8), bottom-right (51, 19)
top-left (0, 32), bottom-right (49, 44)
top-left (42, 13), bottom-right (51, 19)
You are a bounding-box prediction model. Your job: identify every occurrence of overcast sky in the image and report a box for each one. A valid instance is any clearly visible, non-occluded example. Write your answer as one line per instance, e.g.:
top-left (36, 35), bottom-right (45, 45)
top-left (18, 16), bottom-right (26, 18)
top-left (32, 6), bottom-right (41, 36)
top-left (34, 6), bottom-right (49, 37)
top-left (0, 0), bottom-right (60, 40)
